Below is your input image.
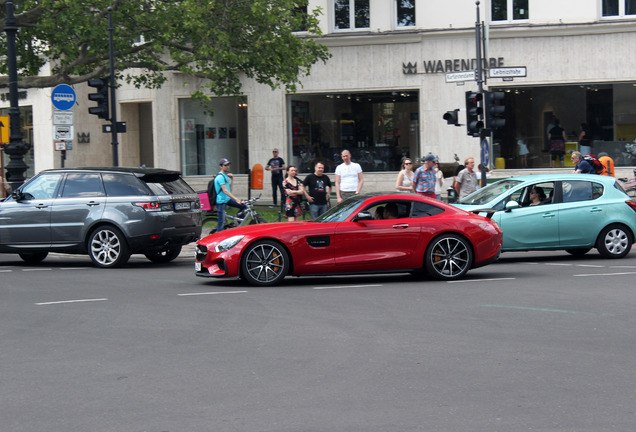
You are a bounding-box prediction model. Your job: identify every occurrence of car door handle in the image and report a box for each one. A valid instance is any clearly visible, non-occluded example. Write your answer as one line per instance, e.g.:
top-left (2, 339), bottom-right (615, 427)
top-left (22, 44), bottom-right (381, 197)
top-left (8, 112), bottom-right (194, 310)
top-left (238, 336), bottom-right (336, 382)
top-left (392, 224), bottom-right (409, 229)
top-left (589, 207), bottom-right (602, 213)
top-left (542, 213), bottom-right (555, 218)
top-left (86, 201), bottom-right (101, 207)
top-left (35, 203), bottom-right (48, 209)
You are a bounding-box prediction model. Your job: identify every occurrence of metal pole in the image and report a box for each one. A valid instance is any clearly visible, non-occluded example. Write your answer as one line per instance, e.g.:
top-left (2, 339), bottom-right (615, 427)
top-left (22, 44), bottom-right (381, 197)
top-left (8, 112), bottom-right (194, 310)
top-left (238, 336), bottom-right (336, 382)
top-left (475, 1), bottom-right (484, 93)
top-left (108, 7), bottom-right (119, 166)
top-left (2, 0), bottom-right (28, 191)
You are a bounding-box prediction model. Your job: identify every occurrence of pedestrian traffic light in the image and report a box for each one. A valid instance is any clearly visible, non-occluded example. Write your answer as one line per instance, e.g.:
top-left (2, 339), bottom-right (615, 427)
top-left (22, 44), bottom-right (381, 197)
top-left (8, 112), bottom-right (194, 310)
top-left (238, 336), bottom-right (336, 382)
top-left (465, 91), bottom-right (483, 136)
top-left (443, 109), bottom-right (460, 126)
top-left (484, 91), bottom-right (506, 130)
top-left (87, 77), bottom-right (110, 120)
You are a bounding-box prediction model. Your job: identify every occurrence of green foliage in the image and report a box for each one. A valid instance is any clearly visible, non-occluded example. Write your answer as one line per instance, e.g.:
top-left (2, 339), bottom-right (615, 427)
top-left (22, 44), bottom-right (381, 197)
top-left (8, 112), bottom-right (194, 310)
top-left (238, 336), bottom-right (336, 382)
top-left (0, 0), bottom-right (330, 96)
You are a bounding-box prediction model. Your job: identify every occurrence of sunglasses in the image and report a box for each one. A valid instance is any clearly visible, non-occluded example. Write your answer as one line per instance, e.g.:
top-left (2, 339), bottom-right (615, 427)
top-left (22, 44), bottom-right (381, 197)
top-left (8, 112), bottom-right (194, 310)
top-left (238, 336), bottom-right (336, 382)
top-left (404, 162), bottom-right (412, 165)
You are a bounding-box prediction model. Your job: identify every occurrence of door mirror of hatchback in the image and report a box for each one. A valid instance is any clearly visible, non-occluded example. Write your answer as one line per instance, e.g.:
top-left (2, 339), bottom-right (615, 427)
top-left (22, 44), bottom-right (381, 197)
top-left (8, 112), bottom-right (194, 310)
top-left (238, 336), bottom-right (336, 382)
top-left (505, 200), bottom-right (520, 211)
top-left (11, 190), bottom-right (24, 201)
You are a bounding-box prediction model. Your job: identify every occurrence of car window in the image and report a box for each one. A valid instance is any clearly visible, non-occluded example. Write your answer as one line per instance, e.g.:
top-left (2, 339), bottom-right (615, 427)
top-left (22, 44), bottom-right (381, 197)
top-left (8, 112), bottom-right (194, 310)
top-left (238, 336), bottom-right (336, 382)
top-left (143, 174), bottom-right (195, 195)
top-left (315, 195), bottom-right (367, 223)
top-left (21, 173), bottom-right (64, 199)
top-left (411, 201), bottom-right (444, 217)
top-left (458, 179), bottom-right (523, 206)
top-left (562, 180), bottom-right (599, 203)
top-left (61, 173), bottom-right (105, 198)
top-left (364, 201), bottom-right (412, 219)
top-left (102, 173), bottom-right (151, 197)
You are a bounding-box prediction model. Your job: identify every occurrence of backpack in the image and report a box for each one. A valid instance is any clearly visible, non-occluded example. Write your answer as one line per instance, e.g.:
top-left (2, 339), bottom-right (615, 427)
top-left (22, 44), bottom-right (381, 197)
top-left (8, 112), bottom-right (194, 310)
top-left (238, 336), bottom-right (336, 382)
top-left (582, 154), bottom-right (603, 174)
top-left (206, 174), bottom-right (222, 207)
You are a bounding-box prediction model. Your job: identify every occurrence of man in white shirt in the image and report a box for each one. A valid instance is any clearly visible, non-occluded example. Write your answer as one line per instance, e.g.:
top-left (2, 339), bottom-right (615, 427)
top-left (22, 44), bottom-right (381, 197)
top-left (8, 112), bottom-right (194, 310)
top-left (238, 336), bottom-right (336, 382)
top-left (335, 149), bottom-right (364, 203)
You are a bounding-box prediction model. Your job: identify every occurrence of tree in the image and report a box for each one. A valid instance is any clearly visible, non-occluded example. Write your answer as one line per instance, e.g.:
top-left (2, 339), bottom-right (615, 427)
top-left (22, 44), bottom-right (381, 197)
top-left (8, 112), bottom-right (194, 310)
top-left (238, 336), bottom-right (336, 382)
top-left (0, 0), bottom-right (330, 97)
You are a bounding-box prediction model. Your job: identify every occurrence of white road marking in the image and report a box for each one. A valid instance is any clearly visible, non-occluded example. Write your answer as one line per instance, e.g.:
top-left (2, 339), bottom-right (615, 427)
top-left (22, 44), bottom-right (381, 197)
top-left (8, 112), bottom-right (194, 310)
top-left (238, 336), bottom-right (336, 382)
top-left (313, 284), bottom-right (383, 290)
top-left (448, 277), bottom-right (516, 284)
top-left (22, 268), bottom-right (53, 272)
top-left (35, 298), bottom-right (108, 306)
top-left (545, 263), bottom-right (573, 266)
top-left (178, 291), bottom-right (248, 296)
top-left (574, 271), bottom-right (636, 277)
top-left (60, 267), bottom-right (88, 270)
top-left (576, 264), bottom-right (604, 268)
top-left (0, 269), bottom-right (12, 273)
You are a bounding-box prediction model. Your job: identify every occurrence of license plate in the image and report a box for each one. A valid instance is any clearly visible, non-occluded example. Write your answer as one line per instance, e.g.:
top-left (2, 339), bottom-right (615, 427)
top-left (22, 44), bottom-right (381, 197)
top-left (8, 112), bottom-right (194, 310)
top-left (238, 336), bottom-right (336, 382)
top-left (174, 202), bottom-right (191, 210)
top-left (195, 262), bottom-right (201, 271)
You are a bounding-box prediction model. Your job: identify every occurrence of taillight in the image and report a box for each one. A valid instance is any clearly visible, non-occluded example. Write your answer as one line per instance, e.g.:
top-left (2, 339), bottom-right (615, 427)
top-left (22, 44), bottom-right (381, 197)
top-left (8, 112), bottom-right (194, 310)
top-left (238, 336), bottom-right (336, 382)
top-left (133, 201), bottom-right (160, 211)
top-left (626, 200), bottom-right (636, 213)
top-left (479, 221), bottom-right (502, 234)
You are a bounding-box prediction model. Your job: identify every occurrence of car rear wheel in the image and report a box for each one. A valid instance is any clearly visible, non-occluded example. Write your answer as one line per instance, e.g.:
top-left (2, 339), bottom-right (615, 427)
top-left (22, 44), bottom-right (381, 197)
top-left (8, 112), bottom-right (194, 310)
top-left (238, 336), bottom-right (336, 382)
top-left (425, 234), bottom-right (473, 280)
top-left (19, 252), bottom-right (48, 264)
top-left (240, 240), bottom-right (289, 286)
top-left (88, 226), bottom-right (131, 268)
top-left (144, 246), bottom-right (182, 263)
top-left (596, 224), bottom-right (632, 258)
top-left (565, 248), bottom-right (591, 257)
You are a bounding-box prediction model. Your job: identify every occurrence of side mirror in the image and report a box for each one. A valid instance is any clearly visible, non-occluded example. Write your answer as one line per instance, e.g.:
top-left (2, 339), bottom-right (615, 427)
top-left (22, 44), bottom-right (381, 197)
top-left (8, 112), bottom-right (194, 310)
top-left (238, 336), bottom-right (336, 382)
top-left (354, 211), bottom-right (374, 221)
top-left (505, 200), bottom-right (520, 211)
top-left (10, 190), bottom-right (23, 201)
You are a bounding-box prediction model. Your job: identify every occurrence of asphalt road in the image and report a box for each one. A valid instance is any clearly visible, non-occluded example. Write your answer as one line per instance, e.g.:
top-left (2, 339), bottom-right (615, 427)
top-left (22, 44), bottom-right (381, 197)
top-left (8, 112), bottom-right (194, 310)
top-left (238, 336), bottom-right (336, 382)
top-left (1, 249), bottom-right (635, 432)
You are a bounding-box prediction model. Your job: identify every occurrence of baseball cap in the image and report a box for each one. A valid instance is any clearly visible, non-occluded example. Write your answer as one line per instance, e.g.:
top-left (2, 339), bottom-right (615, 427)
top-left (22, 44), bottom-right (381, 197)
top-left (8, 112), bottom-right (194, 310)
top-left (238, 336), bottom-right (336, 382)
top-left (424, 153), bottom-right (437, 162)
top-left (219, 158), bottom-right (230, 166)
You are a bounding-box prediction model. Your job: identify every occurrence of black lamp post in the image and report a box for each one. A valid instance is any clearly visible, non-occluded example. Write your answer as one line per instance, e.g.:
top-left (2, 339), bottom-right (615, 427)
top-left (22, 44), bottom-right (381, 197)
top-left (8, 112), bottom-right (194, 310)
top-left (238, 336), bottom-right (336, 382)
top-left (2, 0), bottom-right (29, 191)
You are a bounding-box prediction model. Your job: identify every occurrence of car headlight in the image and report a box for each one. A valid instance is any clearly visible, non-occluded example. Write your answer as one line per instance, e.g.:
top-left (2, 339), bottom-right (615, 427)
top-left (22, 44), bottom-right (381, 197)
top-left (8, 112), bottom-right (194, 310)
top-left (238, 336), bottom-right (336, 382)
top-left (214, 235), bottom-right (245, 252)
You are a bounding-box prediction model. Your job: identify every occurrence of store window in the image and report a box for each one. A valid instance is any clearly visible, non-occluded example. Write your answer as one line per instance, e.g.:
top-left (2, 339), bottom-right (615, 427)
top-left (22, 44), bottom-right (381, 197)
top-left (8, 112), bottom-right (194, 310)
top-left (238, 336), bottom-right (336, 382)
top-left (288, 91), bottom-right (419, 173)
top-left (179, 97), bottom-right (248, 176)
top-left (334, 0), bottom-right (370, 30)
top-left (396, 0), bottom-right (415, 27)
top-left (602, 0), bottom-right (636, 16)
top-left (491, 0), bottom-right (529, 21)
top-left (292, 5), bottom-right (308, 32)
top-left (489, 84), bottom-right (636, 169)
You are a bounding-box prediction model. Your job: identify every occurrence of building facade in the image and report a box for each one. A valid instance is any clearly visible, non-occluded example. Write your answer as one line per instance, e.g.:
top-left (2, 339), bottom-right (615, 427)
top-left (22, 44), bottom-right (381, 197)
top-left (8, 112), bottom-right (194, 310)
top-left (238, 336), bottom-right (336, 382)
top-left (2, 0), bottom-right (636, 197)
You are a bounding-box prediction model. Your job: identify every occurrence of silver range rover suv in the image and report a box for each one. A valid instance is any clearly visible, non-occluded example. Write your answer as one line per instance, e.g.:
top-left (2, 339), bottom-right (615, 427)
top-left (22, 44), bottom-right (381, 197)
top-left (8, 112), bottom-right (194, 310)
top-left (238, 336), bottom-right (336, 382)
top-left (0, 167), bottom-right (202, 267)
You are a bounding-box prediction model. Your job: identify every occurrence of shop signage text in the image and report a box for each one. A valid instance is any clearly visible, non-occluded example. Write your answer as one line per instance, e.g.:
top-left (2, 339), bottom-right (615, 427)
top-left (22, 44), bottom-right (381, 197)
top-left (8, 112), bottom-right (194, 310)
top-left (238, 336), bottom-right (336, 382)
top-left (403, 57), bottom-right (505, 75)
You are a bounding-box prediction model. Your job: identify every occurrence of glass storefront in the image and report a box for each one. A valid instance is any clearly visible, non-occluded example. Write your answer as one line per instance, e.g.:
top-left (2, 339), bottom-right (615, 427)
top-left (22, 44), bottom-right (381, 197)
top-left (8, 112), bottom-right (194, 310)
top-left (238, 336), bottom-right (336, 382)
top-left (490, 83), bottom-right (636, 169)
top-left (288, 91), bottom-right (419, 173)
top-left (179, 97), bottom-right (248, 176)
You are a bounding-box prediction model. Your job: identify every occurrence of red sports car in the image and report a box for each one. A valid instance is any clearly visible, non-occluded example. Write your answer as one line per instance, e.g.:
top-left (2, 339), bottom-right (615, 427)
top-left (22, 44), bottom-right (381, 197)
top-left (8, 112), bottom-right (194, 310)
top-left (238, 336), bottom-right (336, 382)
top-left (195, 193), bottom-right (503, 286)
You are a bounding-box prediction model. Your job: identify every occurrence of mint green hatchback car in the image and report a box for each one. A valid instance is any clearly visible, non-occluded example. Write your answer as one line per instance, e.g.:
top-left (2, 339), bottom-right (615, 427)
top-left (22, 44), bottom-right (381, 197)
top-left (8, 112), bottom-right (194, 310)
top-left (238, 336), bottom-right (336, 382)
top-left (454, 174), bottom-right (636, 258)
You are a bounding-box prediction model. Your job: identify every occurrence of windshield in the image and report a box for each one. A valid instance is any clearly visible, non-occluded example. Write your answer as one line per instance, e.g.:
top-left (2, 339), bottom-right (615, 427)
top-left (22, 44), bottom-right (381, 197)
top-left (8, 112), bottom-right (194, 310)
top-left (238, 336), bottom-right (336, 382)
top-left (458, 179), bottom-right (523, 205)
top-left (314, 196), bottom-right (366, 223)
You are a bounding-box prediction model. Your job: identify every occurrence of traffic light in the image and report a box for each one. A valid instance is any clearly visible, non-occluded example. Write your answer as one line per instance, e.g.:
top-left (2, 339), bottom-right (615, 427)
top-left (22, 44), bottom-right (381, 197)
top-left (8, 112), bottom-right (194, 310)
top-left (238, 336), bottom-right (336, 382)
top-left (87, 77), bottom-right (110, 120)
top-left (484, 91), bottom-right (506, 130)
top-left (465, 91), bottom-right (483, 136)
top-left (443, 109), bottom-right (460, 126)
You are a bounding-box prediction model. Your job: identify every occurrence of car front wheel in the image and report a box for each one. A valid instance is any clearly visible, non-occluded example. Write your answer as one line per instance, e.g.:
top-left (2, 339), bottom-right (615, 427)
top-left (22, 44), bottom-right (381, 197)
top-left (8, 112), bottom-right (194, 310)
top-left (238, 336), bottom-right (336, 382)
top-left (144, 246), bottom-right (182, 263)
top-left (596, 224), bottom-right (632, 259)
top-left (88, 226), bottom-right (131, 268)
top-left (425, 234), bottom-right (473, 280)
top-left (240, 240), bottom-right (289, 286)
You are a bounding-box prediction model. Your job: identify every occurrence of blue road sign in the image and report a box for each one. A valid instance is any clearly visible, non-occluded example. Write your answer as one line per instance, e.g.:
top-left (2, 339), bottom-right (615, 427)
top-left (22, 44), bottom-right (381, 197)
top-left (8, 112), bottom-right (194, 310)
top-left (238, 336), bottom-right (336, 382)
top-left (51, 84), bottom-right (76, 111)
top-left (481, 138), bottom-right (490, 167)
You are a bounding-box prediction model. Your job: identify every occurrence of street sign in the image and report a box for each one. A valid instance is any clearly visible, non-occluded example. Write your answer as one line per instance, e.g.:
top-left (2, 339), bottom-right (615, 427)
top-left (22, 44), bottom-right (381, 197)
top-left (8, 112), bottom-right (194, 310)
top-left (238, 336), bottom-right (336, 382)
top-left (445, 71), bottom-right (476, 83)
top-left (53, 110), bottom-right (73, 125)
top-left (0, 115), bottom-right (9, 143)
top-left (481, 138), bottom-right (490, 168)
top-left (488, 66), bottom-right (527, 79)
top-left (54, 125), bottom-right (73, 140)
top-left (51, 84), bottom-right (76, 111)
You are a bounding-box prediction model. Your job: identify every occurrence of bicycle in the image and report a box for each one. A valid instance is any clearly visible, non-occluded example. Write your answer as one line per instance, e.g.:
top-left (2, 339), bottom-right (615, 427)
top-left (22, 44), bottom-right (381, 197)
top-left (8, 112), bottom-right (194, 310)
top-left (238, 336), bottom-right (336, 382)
top-left (224, 195), bottom-right (267, 228)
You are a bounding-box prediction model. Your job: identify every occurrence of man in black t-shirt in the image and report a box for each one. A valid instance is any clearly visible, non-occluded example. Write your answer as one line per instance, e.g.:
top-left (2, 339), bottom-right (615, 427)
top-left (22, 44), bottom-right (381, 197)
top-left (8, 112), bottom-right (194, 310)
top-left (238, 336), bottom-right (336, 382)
top-left (266, 148), bottom-right (286, 207)
top-left (303, 161), bottom-right (332, 219)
